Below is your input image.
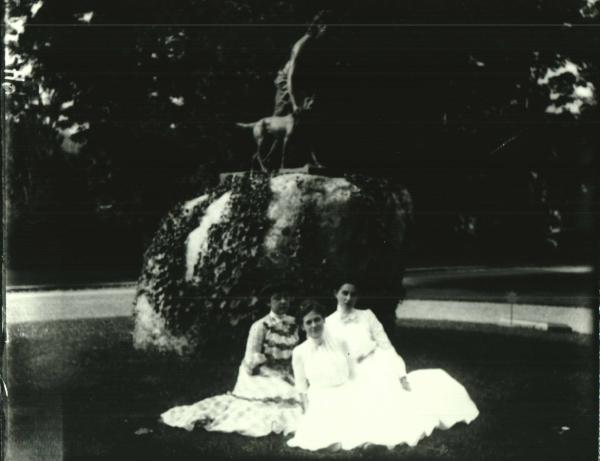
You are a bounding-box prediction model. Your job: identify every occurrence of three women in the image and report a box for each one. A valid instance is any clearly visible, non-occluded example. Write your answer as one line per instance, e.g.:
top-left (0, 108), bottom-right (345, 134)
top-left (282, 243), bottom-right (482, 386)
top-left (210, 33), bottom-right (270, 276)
top-left (161, 281), bottom-right (479, 450)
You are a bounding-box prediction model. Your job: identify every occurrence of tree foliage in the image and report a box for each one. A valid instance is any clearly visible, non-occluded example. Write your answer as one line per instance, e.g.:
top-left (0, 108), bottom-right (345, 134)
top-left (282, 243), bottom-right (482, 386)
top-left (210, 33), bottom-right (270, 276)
top-left (5, 0), bottom-right (599, 270)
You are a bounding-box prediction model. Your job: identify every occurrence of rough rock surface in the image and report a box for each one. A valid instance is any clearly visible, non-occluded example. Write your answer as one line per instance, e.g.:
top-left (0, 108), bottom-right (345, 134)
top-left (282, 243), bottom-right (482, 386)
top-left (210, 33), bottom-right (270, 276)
top-left (133, 173), bottom-right (412, 354)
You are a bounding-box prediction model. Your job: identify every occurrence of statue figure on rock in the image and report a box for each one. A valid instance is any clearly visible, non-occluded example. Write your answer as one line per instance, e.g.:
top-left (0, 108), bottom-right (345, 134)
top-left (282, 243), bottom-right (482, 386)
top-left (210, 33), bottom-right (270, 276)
top-left (236, 96), bottom-right (322, 172)
top-left (236, 13), bottom-right (328, 172)
top-left (134, 12), bottom-right (414, 357)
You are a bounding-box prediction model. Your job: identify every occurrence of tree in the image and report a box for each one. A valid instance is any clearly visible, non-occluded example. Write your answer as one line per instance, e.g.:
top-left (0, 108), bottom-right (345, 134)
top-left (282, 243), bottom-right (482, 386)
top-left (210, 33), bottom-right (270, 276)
top-left (5, 0), bottom-right (598, 270)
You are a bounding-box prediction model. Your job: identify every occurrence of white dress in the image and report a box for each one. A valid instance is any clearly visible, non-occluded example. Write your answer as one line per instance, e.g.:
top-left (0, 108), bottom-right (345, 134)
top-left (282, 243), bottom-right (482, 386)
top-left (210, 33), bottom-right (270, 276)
top-left (287, 333), bottom-right (435, 451)
top-left (286, 334), bottom-right (363, 450)
top-left (325, 308), bottom-right (480, 447)
top-left (160, 312), bottom-right (303, 437)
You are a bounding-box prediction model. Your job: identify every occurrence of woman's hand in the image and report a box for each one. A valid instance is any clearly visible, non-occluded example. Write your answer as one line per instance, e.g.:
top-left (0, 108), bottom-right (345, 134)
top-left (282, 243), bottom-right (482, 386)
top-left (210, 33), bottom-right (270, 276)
top-left (356, 348), bottom-right (375, 363)
top-left (400, 376), bottom-right (412, 392)
top-left (243, 361), bottom-right (258, 375)
top-left (299, 394), bottom-right (309, 413)
top-left (248, 364), bottom-right (261, 375)
top-left (244, 352), bottom-right (267, 375)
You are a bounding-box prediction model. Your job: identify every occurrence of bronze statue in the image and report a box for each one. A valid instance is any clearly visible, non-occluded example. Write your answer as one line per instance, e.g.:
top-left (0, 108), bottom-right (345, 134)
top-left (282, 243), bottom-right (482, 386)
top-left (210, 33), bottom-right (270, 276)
top-left (237, 13), bottom-right (327, 171)
top-left (236, 97), bottom-right (322, 172)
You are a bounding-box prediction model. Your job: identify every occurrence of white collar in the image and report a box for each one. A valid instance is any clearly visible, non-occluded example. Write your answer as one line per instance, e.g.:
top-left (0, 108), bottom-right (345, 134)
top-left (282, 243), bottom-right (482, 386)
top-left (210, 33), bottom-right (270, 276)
top-left (307, 335), bottom-right (326, 350)
top-left (335, 306), bottom-right (358, 323)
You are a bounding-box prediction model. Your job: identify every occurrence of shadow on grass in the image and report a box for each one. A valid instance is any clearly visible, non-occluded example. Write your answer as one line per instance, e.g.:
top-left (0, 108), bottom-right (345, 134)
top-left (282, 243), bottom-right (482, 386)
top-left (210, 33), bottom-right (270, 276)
top-left (7, 317), bottom-right (598, 461)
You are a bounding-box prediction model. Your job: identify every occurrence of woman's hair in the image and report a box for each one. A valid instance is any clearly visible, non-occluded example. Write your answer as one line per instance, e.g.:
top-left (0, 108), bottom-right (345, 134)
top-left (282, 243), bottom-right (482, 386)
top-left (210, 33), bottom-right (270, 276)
top-left (333, 280), bottom-right (359, 293)
top-left (260, 282), bottom-right (293, 299)
top-left (297, 299), bottom-right (328, 324)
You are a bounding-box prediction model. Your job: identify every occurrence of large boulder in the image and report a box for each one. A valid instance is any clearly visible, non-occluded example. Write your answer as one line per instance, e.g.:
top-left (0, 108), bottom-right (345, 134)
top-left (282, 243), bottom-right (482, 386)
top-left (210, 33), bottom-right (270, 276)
top-left (133, 173), bottom-right (413, 354)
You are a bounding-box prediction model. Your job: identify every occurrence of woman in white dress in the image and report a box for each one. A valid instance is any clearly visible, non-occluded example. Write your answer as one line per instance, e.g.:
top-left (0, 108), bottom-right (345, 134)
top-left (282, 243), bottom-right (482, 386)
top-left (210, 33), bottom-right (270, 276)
top-left (160, 286), bottom-right (302, 437)
top-left (287, 300), bottom-right (365, 450)
top-left (326, 282), bottom-right (480, 442)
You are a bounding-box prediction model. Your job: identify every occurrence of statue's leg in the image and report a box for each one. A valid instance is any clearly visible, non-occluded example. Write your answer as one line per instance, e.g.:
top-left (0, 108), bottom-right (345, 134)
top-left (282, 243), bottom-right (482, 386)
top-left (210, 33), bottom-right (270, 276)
top-left (255, 153), bottom-right (268, 172)
top-left (310, 145), bottom-right (324, 168)
top-left (256, 149), bottom-right (268, 173)
top-left (250, 151), bottom-right (258, 172)
top-left (280, 136), bottom-right (290, 170)
top-left (253, 137), bottom-right (268, 173)
top-left (263, 138), bottom-right (279, 170)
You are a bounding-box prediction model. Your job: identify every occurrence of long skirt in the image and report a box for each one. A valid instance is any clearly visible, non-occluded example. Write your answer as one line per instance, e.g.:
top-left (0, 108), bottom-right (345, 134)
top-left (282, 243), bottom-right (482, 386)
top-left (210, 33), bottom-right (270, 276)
top-left (355, 349), bottom-right (480, 444)
top-left (160, 365), bottom-right (302, 437)
top-left (287, 349), bottom-right (479, 451)
top-left (287, 382), bottom-right (360, 450)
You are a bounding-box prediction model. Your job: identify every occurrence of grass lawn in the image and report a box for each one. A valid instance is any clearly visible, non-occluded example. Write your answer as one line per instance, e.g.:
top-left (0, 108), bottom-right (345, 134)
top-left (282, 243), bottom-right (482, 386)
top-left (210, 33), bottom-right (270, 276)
top-left (7, 317), bottom-right (598, 461)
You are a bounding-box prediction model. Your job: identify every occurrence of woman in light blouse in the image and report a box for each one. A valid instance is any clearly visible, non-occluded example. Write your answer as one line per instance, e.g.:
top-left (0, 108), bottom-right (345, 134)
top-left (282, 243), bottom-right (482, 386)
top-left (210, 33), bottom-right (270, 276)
top-left (326, 282), bottom-right (412, 392)
top-left (325, 282), bottom-right (480, 443)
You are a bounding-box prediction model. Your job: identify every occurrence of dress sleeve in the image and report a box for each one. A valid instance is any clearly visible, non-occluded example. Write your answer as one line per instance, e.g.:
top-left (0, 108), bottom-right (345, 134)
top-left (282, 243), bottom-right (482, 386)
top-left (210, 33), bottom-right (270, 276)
top-left (292, 347), bottom-right (309, 393)
top-left (366, 309), bottom-right (408, 377)
top-left (242, 321), bottom-right (266, 372)
top-left (365, 309), bottom-right (393, 349)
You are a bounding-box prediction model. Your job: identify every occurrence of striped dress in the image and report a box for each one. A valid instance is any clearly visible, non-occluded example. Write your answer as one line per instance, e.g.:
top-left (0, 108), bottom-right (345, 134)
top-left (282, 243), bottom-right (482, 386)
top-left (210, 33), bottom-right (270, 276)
top-left (160, 312), bottom-right (302, 437)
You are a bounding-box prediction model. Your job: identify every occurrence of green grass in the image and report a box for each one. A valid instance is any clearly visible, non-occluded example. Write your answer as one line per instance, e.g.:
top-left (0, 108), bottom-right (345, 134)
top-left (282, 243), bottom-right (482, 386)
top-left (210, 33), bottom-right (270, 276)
top-left (7, 317), bottom-right (598, 461)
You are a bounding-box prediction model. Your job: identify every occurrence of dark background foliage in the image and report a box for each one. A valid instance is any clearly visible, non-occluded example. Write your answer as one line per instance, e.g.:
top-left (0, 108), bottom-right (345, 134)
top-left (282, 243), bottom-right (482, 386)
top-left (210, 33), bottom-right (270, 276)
top-left (5, 0), bottom-right (599, 280)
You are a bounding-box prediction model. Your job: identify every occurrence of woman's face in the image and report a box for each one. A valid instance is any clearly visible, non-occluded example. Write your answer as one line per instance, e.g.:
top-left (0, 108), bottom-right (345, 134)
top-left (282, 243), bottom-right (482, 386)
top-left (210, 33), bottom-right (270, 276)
top-left (270, 292), bottom-right (290, 316)
top-left (302, 310), bottom-right (324, 339)
top-left (334, 283), bottom-right (357, 309)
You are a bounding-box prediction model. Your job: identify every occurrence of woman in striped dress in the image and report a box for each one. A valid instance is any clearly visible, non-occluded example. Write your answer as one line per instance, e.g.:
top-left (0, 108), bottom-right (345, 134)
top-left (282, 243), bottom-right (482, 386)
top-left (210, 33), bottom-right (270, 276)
top-left (160, 286), bottom-right (303, 437)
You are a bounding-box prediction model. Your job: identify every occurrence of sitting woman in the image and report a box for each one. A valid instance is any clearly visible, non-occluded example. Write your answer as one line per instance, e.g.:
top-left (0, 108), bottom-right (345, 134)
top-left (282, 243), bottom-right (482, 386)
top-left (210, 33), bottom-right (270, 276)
top-left (326, 281), bottom-right (480, 442)
top-left (160, 285), bottom-right (302, 437)
top-left (287, 300), bottom-right (362, 450)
